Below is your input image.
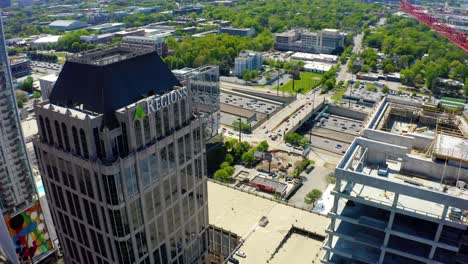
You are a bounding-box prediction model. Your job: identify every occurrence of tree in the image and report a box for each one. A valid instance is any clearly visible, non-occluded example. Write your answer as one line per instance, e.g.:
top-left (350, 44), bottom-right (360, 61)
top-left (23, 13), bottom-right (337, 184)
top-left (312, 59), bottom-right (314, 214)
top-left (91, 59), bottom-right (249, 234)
top-left (214, 169), bottom-right (231, 183)
top-left (224, 139), bottom-right (238, 152)
top-left (17, 100), bottom-right (23, 109)
top-left (293, 159), bottom-right (311, 177)
top-left (220, 162), bottom-right (231, 169)
top-left (304, 189), bottom-right (322, 205)
top-left (284, 133), bottom-right (307, 146)
top-left (464, 78), bottom-right (468, 97)
top-left (15, 90), bottom-right (28, 103)
top-left (232, 120), bottom-right (251, 133)
top-left (255, 140), bottom-right (269, 152)
top-left (241, 150), bottom-right (255, 167)
top-left (224, 153), bottom-right (234, 165)
top-left (32, 91), bottom-right (41, 99)
top-left (233, 141), bottom-right (251, 160)
top-left (20, 76), bottom-right (33, 93)
top-left (382, 85), bottom-right (390, 94)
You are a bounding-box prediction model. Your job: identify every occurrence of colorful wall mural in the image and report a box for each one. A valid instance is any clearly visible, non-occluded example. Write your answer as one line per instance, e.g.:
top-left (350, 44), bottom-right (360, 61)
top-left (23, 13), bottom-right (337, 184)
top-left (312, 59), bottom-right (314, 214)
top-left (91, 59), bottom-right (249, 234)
top-left (5, 201), bottom-right (53, 263)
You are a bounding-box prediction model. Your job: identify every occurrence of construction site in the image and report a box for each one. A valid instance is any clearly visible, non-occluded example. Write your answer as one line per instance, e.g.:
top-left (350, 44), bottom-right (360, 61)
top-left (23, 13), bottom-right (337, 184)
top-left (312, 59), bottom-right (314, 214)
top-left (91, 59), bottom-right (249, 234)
top-left (323, 95), bottom-right (468, 264)
top-left (373, 96), bottom-right (468, 179)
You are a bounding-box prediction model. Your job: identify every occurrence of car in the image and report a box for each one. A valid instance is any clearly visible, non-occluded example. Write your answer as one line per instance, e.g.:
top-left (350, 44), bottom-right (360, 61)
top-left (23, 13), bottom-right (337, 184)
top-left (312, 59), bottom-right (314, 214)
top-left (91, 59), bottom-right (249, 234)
top-left (228, 257), bottom-right (239, 264)
top-left (236, 251), bottom-right (246, 258)
top-left (286, 143), bottom-right (292, 147)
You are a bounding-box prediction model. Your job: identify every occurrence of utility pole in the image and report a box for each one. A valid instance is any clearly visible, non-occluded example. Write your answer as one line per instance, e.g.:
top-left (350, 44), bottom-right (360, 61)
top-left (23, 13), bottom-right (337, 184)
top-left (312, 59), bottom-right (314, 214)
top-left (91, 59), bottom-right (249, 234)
top-left (277, 67), bottom-right (280, 96)
top-left (238, 117), bottom-right (242, 142)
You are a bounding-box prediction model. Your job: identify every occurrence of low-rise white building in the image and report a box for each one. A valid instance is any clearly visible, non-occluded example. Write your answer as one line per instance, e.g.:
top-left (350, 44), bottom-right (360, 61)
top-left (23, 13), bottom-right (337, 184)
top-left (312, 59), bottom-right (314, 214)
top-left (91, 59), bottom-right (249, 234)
top-left (234, 51), bottom-right (263, 77)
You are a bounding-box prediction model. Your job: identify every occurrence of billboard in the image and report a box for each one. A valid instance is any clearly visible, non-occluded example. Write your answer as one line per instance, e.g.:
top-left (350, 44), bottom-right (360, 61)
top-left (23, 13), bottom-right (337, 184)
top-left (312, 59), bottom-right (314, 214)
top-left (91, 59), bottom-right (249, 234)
top-left (5, 201), bottom-right (53, 263)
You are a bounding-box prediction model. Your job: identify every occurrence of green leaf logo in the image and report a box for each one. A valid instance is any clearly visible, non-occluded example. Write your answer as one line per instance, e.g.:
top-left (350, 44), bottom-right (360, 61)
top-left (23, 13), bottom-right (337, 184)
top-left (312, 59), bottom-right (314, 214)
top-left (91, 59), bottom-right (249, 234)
top-left (134, 105), bottom-right (146, 121)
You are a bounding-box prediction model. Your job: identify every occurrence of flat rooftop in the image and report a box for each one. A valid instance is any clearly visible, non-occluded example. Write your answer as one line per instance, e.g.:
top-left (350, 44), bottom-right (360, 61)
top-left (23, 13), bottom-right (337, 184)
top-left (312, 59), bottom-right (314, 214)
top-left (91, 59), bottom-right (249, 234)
top-left (434, 134), bottom-right (468, 162)
top-left (208, 181), bottom-right (329, 263)
top-left (250, 175), bottom-right (287, 192)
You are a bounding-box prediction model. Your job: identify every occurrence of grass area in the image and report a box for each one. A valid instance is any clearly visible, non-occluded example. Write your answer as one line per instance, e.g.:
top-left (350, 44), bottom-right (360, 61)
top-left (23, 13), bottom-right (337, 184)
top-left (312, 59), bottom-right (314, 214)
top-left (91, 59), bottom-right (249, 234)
top-left (50, 52), bottom-right (67, 64)
top-left (331, 85), bottom-right (347, 101)
top-left (278, 71), bottom-right (322, 94)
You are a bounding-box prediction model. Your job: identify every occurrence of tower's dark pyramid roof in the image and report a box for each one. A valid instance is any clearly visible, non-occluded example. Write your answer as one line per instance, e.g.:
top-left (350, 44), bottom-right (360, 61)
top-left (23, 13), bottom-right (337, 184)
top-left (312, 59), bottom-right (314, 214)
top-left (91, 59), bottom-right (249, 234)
top-left (49, 48), bottom-right (180, 125)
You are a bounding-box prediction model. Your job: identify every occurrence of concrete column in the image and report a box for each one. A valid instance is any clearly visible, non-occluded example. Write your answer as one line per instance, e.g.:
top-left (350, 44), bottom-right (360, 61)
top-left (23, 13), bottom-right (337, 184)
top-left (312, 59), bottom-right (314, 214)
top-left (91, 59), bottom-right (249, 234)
top-left (429, 223), bottom-right (445, 259)
top-left (392, 193), bottom-right (399, 207)
top-left (441, 205), bottom-right (449, 221)
top-left (379, 210), bottom-right (395, 263)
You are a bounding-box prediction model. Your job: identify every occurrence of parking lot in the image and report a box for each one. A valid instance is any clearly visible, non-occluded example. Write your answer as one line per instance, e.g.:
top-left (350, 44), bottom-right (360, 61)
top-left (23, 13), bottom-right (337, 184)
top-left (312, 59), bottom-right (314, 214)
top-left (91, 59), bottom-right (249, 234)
top-left (220, 93), bottom-right (281, 115)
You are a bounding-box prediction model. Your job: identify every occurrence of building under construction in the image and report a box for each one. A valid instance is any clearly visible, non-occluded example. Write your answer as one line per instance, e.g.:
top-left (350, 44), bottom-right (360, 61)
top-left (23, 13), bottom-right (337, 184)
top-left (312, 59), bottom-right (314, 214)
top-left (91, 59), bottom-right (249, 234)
top-left (323, 96), bottom-right (468, 263)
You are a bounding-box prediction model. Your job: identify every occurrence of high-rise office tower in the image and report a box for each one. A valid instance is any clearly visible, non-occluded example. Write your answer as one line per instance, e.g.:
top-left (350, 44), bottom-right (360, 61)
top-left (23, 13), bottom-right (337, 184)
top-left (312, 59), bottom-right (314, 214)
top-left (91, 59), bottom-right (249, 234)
top-left (33, 45), bottom-right (209, 264)
top-left (0, 15), bottom-right (54, 264)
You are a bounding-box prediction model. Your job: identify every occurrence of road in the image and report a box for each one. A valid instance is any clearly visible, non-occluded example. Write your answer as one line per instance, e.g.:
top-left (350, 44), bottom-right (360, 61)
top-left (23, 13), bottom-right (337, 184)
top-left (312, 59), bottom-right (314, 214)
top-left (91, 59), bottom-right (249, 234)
top-left (336, 33), bottom-right (364, 84)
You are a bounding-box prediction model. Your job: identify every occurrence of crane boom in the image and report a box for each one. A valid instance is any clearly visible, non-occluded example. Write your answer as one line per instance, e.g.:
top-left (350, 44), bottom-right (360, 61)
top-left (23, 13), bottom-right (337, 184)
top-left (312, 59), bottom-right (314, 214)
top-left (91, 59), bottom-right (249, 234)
top-left (400, 0), bottom-right (468, 52)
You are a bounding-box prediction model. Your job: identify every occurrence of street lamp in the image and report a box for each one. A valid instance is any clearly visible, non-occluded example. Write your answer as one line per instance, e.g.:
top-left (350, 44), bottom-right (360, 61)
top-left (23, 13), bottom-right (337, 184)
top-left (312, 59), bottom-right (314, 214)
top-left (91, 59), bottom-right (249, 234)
top-left (238, 117), bottom-right (242, 142)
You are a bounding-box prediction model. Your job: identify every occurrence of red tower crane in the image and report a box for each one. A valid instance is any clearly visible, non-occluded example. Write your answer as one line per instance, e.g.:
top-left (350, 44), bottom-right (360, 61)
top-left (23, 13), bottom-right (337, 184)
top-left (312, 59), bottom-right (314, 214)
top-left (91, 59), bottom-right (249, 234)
top-left (400, 0), bottom-right (468, 52)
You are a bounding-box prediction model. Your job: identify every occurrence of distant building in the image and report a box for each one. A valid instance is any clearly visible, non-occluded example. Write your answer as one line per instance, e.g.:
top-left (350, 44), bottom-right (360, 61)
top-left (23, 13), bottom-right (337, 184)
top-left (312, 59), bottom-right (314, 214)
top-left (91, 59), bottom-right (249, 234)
top-left (133, 6), bottom-right (159, 14)
top-left (211, 1), bottom-right (234, 6)
top-left (114, 28), bottom-right (145, 38)
top-left (234, 50), bottom-right (263, 77)
top-left (80, 33), bottom-right (114, 44)
top-left (173, 5), bottom-right (203, 15)
top-left (9, 57), bottom-right (31, 78)
top-left (87, 22), bottom-right (125, 34)
top-left (220, 27), bottom-right (255, 37)
top-left (274, 29), bottom-right (301, 51)
top-left (48, 20), bottom-right (87, 31)
top-left (122, 35), bottom-right (168, 56)
top-left (31, 35), bottom-right (61, 47)
top-left (275, 28), bottom-right (345, 54)
top-left (291, 52), bottom-right (338, 63)
top-left (172, 66), bottom-right (221, 140)
top-left (38, 74), bottom-right (57, 100)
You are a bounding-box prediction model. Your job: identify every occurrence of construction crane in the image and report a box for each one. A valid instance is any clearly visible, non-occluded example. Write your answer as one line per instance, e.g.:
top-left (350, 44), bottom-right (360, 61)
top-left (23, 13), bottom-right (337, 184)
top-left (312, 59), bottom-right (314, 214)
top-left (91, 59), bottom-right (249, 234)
top-left (400, 0), bottom-right (468, 52)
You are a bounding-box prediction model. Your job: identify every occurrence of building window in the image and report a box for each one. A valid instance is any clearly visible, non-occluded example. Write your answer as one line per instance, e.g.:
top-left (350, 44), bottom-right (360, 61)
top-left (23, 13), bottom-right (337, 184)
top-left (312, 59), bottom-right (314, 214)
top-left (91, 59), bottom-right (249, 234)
top-left (109, 209), bottom-right (130, 237)
top-left (143, 116), bottom-right (151, 145)
top-left (125, 165), bottom-right (138, 197)
top-left (149, 153), bottom-right (159, 183)
top-left (154, 112), bottom-right (162, 139)
top-left (93, 128), bottom-right (103, 159)
top-left (129, 199), bottom-right (143, 232)
top-left (103, 173), bottom-right (124, 206)
top-left (72, 126), bottom-right (81, 156)
top-left (173, 102), bottom-right (180, 129)
top-left (140, 157), bottom-right (150, 188)
top-left (38, 115), bottom-right (48, 143)
top-left (80, 129), bottom-right (89, 159)
top-left (134, 120), bottom-right (143, 149)
top-left (163, 107), bottom-right (170, 135)
top-left (54, 120), bottom-right (64, 149)
top-left (45, 117), bottom-right (54, 145)
top-left (61, 123), bottom-right (71, 151)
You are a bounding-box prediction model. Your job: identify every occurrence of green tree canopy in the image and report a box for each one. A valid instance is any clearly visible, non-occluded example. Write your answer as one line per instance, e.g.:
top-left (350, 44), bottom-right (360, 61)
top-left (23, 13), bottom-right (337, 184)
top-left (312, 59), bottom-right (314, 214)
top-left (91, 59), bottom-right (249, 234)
top-left (304, 189), bottom-right (323, 205)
